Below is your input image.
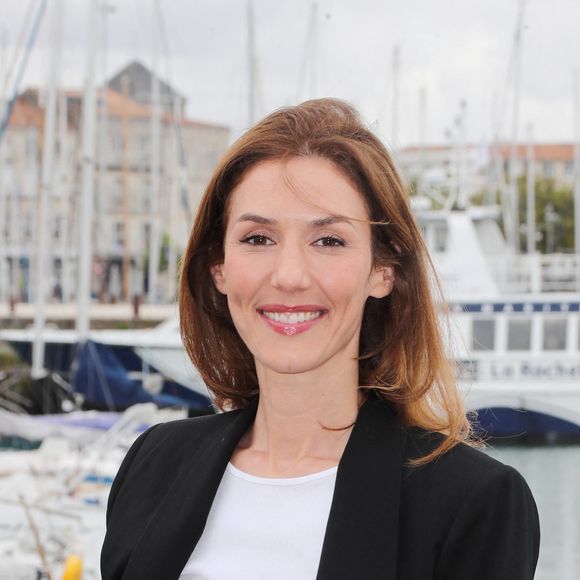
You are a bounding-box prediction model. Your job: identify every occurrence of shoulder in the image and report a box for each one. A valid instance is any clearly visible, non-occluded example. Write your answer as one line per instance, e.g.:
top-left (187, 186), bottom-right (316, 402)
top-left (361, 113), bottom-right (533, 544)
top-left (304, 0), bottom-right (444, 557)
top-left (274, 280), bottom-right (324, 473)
top-left (106, 407), bottom-right (249, 513)
top-left (401, 426), bottom-right (539, 539)
top-left (398, 427), bottom-right (539, 577)
top-left (137, 407), bottom-right (244, 449)
top-left (115, 406), bottom-right (249, 476)
top-left (402, 426), bottom-right (530, 502)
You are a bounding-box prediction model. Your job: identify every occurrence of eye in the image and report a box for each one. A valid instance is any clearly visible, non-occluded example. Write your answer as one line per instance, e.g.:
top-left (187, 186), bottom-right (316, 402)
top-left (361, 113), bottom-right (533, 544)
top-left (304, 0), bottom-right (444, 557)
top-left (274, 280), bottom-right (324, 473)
top-left (313, 236), bottom-right (345, 248)
top-left (241, 234), bottom-right (274, 246)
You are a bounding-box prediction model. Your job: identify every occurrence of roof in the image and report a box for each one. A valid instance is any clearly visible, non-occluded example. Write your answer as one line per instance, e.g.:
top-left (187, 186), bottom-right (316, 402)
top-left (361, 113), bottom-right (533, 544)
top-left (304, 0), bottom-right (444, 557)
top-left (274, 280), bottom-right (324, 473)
top-left (6, 99), bottom-right (44, 129)
top-left (494, 143), bottom-right (574, 161)
top-left (101, 88), bottom-right (152, 119)
top-left (401, 143), bottom-right (576, 162)
top-left (107, 60), bottom-right (186, 102)
top-left (6, 86), bottom-right (229, 133)
top-left (99, 89), bottom-right (228, 129)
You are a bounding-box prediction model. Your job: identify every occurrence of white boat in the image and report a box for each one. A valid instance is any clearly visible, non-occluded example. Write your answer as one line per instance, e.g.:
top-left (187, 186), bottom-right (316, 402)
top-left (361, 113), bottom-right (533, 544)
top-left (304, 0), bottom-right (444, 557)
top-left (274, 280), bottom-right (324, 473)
top-left (416, 203), bottom-right (580, 438)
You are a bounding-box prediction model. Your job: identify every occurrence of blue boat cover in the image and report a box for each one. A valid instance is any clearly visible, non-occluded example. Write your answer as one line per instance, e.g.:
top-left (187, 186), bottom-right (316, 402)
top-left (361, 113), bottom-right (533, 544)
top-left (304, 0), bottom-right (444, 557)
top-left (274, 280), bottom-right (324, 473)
top-left (71, 340), bottom-right (210, 411)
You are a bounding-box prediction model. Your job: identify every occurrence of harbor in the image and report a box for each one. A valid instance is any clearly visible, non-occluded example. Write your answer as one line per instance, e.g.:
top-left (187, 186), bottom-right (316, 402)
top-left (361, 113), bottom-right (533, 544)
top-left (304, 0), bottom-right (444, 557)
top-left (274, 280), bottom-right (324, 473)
top-left (1, 0), bottom-right (580, 578)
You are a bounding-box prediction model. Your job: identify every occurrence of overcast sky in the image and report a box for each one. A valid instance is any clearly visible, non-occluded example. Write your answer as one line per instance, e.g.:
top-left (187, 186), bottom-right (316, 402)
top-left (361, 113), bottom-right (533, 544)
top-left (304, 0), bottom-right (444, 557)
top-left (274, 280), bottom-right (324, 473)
top-left (2, 0), bottom-right (580, 147)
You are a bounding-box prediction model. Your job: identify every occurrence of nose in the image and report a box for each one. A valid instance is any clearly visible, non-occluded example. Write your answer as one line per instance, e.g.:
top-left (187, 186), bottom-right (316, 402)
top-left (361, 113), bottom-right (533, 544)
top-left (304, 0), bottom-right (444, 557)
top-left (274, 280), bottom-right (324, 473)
top-left (270, 241), bottom-right (311, 292)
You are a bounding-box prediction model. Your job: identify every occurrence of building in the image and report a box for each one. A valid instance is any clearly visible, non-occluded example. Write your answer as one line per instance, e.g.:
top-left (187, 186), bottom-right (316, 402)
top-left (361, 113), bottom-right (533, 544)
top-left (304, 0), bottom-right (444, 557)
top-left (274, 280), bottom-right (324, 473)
top-left (397, 142), bottom-right (577, 206)
top-left (107, 60), bottom-right (186, 118)
top-left (494, 143), bottom-right (576, 187)
top-left (0, 63), bottom-right (229, 305)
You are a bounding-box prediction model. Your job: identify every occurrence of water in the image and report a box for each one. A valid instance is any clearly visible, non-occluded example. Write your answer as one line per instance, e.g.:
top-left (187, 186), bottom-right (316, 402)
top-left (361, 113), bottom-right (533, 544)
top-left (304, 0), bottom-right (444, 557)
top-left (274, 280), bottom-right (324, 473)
top-left (486, 445), bottom-right (580, 580)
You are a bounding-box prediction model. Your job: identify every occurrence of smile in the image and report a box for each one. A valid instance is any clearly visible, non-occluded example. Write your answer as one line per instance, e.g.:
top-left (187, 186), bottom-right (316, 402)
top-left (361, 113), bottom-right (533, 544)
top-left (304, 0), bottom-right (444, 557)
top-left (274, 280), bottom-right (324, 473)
top-left (257, 306), bottom-right (327, 336)
top-left (261, 311), bottom-right (323, 323)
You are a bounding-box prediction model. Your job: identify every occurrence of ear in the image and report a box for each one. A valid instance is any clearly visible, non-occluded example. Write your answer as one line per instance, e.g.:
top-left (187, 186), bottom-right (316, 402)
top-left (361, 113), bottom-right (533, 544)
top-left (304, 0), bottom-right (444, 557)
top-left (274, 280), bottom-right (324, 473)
top-left (368, 264), bottom-right (395, 299)
top-left (210, 263), bottom-right (227, 295)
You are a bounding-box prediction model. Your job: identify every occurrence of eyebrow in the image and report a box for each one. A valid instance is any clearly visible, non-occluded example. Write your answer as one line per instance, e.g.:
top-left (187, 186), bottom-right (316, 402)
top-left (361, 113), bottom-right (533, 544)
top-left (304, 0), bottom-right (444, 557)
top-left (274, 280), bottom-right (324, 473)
top-left (236, 213), bottom-right (355, 228)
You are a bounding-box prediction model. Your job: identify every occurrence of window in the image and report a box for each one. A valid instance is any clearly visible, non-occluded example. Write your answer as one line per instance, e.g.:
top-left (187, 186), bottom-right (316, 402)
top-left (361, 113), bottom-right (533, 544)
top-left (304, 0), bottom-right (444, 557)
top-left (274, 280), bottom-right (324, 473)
top-left (507, 319), bottom-right (532, 350)
top-left (143, 223), bottom-right (151, 246)
top-left (565, 161), bottom-right (574, 178)
top-left (543, 319), bottom-right (567, 350)
top-left (543, 161), bottom-right (554, 178)
top-left (53, 216), bottom-right (62, 240)
top-left (111, 134), bottom-right (123, 154)
top-left (423, 221), bottom-right (448, 253)
top-left (141, 179), bottom-right (151, 213)
top-left (114, 222), bottom-right (125, 247)
top-left (23, 215), bottom-right (33, 242)
top-left (472, 319), bottom-right (495, 351)
top-left (111, 178), bottom-right (123, 210)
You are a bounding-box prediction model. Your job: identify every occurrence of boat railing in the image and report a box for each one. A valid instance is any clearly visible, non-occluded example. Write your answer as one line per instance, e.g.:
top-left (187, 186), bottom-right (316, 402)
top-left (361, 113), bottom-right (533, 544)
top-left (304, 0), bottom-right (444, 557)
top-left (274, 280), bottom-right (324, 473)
top-left (488, 253), bottom-right (580, 293)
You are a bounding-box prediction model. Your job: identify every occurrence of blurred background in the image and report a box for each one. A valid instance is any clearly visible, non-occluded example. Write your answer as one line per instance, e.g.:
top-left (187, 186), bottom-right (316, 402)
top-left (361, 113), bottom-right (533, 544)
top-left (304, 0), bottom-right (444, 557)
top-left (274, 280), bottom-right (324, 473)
top-left (0, 0), bottom-right (579, 578)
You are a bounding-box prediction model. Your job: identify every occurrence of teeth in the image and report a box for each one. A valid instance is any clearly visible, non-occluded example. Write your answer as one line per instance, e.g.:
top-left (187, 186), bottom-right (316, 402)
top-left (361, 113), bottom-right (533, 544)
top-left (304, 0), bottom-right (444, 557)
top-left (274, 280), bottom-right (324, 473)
top-left (261, 310), bottom-right (323, 324)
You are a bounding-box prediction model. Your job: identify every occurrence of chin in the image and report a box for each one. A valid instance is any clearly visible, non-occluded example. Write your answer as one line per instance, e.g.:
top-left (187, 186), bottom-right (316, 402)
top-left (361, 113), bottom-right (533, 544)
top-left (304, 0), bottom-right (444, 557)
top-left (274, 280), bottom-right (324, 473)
top-left (257, 349), bottom-right (325, 376)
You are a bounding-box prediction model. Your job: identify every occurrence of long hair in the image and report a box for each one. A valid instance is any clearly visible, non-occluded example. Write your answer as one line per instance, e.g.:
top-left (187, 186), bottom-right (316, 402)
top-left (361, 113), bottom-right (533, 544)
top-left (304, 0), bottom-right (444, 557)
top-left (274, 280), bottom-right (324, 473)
top-left (179, 98), bottom-right (472, 463)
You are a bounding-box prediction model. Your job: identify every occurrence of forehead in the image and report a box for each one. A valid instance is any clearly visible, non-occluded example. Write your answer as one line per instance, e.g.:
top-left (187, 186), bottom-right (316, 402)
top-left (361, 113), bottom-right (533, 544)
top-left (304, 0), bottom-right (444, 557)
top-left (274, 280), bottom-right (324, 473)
top-left (227, 157), bottom-right (369, 223)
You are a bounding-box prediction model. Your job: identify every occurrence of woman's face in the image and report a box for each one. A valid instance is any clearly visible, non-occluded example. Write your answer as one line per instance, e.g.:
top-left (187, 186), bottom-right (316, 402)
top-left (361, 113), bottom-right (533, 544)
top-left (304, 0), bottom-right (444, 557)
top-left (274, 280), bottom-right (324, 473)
top-left (212, 156), bottom-right (393, 379)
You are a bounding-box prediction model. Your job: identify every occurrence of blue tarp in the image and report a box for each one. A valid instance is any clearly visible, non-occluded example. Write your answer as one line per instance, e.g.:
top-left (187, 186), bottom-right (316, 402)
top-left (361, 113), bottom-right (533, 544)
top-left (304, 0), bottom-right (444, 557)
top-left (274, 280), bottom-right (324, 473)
top-left (71, 340), bottom-right (210, 411)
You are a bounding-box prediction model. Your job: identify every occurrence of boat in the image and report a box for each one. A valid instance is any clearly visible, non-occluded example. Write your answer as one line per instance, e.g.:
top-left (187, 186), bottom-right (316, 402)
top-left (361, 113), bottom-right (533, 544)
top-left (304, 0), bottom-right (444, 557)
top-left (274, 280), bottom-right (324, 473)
top-left (416, 203), bottom-right (580, 441)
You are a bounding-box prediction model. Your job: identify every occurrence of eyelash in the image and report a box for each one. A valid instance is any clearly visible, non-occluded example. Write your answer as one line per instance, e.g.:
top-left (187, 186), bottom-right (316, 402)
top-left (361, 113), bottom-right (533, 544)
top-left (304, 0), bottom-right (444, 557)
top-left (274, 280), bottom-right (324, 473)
top-left (240, 235), bottom-right (346, 248)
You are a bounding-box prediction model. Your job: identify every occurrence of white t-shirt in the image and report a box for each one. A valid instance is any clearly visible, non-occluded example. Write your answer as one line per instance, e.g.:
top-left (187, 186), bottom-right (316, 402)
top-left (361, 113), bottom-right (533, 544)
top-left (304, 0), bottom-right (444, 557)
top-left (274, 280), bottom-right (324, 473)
top-left (180, 461), bottom-right (338, 579)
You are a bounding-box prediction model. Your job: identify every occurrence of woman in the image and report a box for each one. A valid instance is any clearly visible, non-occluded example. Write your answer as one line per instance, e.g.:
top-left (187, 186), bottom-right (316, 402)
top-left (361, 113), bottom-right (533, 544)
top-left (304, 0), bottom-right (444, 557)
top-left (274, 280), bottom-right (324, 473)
top-left (101, 99), bottom-right (540, 580)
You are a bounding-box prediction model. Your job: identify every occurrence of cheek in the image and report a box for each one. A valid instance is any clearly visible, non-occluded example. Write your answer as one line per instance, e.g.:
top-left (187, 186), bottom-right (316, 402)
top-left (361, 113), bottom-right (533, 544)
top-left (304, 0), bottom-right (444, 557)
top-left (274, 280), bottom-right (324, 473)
top-left (318, 257), bottom-right (373, 302)
top-left (222, 251), bottom-right (266, 306)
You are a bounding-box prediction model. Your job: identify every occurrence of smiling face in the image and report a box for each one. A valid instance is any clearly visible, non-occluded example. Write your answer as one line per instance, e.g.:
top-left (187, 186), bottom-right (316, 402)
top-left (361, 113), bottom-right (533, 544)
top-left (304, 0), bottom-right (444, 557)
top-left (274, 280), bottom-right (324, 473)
top-left (211, 156), bottom-right (393, 381)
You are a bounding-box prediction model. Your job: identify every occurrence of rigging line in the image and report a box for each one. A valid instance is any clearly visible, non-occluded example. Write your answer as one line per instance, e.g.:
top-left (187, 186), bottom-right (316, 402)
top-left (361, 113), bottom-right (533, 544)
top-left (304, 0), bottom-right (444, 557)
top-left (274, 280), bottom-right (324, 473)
top-left (494, 0), bottom-right (526, 144)
top-left (155, 0), bottom-right (190, 211)
top-left (0, 0), bottom-right (36, 104)
top-left (0, 0), bottom-right (47, 145)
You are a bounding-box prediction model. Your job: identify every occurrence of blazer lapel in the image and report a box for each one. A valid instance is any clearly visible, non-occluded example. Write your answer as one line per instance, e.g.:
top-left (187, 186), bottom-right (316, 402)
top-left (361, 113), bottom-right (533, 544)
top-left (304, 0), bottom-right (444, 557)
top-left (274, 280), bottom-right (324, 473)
top-left (123, 400), bottom-right (258, 580)
top-left (316, 396), bottom-right (407, 580)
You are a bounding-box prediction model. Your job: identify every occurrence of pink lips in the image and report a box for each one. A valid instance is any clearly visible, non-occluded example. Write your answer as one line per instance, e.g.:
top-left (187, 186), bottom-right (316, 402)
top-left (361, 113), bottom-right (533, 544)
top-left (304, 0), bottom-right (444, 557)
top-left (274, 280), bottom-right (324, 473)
top-left (257, 304), bottom-right (327, 336)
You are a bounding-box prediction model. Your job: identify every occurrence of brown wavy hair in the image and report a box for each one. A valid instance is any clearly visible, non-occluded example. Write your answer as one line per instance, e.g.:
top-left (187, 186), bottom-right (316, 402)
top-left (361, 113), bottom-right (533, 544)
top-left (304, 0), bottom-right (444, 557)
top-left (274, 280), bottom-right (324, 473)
top-left (179, 98), bottom-right (473, 463)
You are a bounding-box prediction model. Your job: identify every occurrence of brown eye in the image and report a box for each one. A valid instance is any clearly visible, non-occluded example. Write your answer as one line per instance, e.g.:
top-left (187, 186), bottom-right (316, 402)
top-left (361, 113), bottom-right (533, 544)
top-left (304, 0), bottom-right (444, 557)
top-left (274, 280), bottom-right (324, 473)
top-left (313, 236), bottom-right (345, 247)
top-left (241, 235), bottom-right (273, 245)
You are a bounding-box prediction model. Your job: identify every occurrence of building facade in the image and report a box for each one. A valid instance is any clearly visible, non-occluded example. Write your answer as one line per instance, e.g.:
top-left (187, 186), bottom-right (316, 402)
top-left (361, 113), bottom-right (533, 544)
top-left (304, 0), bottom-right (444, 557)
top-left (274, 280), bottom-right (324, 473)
top-left (397, 142), bottom-right (577, 205)
top-left (0, 62), bottom-right (229, 305)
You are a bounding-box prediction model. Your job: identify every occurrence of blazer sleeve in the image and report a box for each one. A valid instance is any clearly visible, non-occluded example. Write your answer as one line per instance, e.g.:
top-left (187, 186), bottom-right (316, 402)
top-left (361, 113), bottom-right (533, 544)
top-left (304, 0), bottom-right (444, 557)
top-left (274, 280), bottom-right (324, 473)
top-left (436, 464), bottom-right (540, 580)
top-left (105, 424), bottom-right (159, 526)
top-left (101, 424), bottom-right (160, 579)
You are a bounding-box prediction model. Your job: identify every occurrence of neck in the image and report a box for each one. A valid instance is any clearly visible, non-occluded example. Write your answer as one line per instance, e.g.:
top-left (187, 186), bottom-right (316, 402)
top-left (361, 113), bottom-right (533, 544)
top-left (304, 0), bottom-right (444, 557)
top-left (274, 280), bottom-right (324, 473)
top-left (237, 360), bottom-right (361, 475)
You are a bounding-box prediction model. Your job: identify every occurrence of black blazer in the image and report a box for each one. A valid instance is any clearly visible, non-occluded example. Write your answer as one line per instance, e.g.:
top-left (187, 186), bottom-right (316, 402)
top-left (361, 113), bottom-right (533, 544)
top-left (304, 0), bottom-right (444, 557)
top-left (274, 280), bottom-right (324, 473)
top-left (101, 396), bottom-right (540, 579)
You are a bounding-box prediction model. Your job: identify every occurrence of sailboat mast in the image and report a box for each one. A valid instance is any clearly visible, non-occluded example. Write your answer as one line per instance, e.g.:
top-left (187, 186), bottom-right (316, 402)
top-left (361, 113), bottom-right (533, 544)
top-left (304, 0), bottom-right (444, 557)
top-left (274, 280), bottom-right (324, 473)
top-left (392, 45), bottom-right (400, 148)
top-left (31, 0), bottom-right (62, 379)
top-left (508, 0), bottom-right (526, 254)
top-left (58, 90), bottom-right (72, 302)
top-left (526, 124), bottom-right (536, 255)
top-left (247, 0), bottom-right (257, 126)
top-left (148, 0), bottom-right (162, 304)
top-left (418, 86), bottom-right (427, 196)
top-left (76, 0), bottom-right (99, 340)
top-left (308, 2), bottom-right (318, 99)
